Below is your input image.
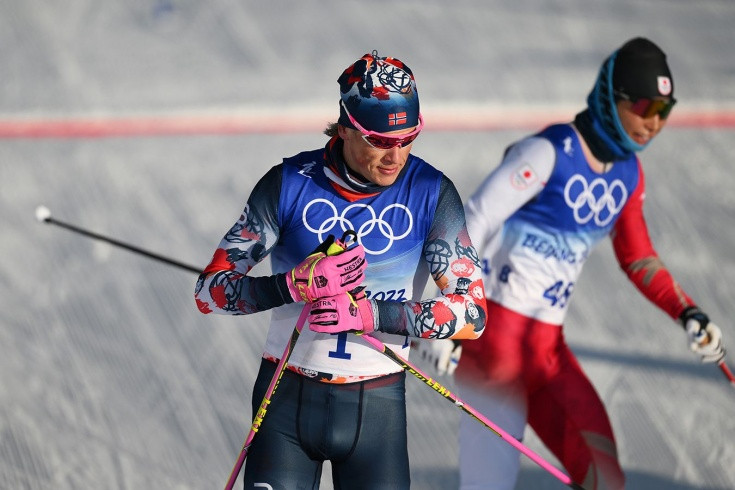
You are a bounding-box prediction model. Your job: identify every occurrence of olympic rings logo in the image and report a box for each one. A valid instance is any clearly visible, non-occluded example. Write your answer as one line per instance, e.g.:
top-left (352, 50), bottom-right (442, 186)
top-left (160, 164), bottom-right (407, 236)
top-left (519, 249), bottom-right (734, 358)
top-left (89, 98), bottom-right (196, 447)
top-left (563, 174), bottom-right (627, 227)
top-left (302, 198), bottom-right (413, 255)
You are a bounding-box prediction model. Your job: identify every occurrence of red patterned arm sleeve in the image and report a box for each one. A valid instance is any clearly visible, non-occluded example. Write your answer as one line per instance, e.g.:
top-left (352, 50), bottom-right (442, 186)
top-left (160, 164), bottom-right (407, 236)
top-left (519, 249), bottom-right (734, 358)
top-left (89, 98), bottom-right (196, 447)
top-left (194, 165), bottom-right (293, 316)
top-left (611, 163), bottom-right (694, 320)
top-left (375, 176), bottom-right (488, 339)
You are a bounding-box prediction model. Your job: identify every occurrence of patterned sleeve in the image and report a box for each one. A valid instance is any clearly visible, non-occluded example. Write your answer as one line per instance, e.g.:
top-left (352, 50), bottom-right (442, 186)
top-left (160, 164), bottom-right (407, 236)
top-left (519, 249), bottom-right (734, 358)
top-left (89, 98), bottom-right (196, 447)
top-left (194, 165), bottom-right (293, 316)
top-left (611, 162), bottom-right (694, 320)
top-left (374, 176), bottom-right (488, 339)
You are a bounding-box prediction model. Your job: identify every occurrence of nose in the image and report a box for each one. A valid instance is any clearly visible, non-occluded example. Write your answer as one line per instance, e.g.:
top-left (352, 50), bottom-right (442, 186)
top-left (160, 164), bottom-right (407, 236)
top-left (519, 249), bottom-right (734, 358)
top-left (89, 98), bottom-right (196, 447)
top-left (645, 114), bottom-right (662, 133)
top-left (381, 144), bottom-right (404, 162)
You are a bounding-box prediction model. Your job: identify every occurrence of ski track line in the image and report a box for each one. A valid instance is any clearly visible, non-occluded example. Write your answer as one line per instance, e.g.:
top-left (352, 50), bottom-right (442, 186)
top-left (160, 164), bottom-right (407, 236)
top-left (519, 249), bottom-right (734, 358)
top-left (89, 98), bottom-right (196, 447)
top-left (2, 108), bottom-right (735, 138)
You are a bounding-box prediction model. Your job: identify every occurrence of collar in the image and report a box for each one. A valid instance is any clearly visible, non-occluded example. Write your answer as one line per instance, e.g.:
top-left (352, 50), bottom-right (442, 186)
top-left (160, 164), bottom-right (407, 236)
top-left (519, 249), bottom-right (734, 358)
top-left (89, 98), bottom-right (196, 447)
top-left (323, 137), bottom-right (404, 201)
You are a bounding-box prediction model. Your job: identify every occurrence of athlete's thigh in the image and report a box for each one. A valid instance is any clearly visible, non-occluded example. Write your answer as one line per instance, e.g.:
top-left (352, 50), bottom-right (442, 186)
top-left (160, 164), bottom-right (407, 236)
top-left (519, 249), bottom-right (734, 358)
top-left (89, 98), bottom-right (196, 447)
top-left (331, 373), bottom-right (410, 490)
top-left (456, 377), bottom-right (527, 490)
top-left (243, 361), bottom-right (322, 490)
top-left (527, 349), bottom-right (624, 490)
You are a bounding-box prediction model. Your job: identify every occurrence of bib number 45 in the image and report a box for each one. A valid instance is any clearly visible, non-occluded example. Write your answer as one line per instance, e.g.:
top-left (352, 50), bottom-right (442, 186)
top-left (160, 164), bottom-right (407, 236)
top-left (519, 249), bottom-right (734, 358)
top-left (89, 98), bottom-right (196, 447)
top-left (543, 280), bottom-right (574, 308)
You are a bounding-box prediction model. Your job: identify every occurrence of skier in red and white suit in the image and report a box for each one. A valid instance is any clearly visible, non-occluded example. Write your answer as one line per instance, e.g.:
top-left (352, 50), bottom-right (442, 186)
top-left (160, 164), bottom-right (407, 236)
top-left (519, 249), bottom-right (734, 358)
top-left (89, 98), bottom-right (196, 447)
top-left (420, 38), bottom-right (727, 490)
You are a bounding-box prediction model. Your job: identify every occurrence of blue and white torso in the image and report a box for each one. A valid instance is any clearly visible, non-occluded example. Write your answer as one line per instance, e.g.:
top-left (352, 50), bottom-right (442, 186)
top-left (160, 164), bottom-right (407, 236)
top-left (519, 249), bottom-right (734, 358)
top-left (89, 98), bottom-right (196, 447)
top-left (482, 124), bottom-right (640, 324)
top-left (266, 149), bottom-right (443, 377)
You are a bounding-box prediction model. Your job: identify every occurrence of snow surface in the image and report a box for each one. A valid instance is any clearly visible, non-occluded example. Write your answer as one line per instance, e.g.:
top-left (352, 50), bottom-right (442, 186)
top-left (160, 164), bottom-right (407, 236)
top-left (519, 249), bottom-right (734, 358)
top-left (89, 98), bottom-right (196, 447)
top-left (1, 1), bottom-right (734, 489)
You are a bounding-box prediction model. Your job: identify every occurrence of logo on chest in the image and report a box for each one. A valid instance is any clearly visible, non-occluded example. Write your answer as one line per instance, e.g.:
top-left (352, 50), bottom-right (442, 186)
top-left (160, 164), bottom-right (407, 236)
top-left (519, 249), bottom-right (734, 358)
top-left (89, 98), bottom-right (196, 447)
top-left (563, 174), bottom-right (627, 227)
top-left (302, 198), bottom-right (413, 255)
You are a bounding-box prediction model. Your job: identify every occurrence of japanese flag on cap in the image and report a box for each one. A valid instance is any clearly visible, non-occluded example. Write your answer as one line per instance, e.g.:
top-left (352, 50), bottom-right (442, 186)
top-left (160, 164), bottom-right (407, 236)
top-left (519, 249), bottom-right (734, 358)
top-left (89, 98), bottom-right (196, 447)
top-left (612, 37), bottom-right (674, 99)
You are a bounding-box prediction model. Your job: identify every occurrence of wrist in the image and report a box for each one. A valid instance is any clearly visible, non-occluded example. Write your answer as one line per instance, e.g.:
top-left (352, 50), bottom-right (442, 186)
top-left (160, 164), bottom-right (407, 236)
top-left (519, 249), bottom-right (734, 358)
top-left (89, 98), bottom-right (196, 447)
top-left (679, 305), bottom-right (706, 329)
top-left (679, 305), bottom-right (701, 320)
top-left (359, 298), bottom-right (377, 334)
top-left (285, 270), bottom-right (307, 302)
top-left (277, 273), bottom-right (296, 304)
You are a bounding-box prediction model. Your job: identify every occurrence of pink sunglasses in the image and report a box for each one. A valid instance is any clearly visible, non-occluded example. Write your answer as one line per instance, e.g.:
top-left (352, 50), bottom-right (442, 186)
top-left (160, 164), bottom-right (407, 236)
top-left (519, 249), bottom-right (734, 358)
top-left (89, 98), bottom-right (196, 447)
top-left (341, 100), bottom-right (424, 149)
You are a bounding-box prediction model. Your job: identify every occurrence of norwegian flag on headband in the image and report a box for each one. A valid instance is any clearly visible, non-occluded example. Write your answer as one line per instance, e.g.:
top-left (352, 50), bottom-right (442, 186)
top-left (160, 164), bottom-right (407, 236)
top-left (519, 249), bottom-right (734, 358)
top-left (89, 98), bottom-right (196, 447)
top-left (388, 112), bottom-right (407, 126)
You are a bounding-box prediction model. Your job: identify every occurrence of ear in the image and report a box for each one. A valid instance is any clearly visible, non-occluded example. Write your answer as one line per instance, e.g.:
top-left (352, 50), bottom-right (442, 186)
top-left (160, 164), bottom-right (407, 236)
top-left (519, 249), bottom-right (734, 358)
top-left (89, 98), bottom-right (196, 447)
top-left (337, 124), bottom-right (350, 140)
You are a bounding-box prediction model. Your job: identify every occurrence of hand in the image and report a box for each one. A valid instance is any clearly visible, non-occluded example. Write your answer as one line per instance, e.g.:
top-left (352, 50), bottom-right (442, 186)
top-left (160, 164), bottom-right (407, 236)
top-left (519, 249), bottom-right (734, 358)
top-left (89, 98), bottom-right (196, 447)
top-left (287, 234), bottom-right (366, 302)
top-left (308, 287), bottom-right (375, 335)
top-left (680, 306), bottom-right (726, 364)
top-left (413, 338), bottom-right (462, 376)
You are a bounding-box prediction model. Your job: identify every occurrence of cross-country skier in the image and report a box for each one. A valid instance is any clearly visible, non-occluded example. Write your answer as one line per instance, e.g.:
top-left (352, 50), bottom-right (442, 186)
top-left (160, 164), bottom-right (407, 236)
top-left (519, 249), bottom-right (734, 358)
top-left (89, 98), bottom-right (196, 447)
top-left (194, 51), bottom-right (487, 489)
top-left (418, 37), bottom-right (727, 489)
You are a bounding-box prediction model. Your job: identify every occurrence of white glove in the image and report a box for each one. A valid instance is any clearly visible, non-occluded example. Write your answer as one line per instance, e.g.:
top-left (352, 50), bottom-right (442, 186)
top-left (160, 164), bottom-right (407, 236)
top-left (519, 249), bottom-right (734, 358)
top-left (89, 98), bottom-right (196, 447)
top-left (680, 306), bottom-right (726, 364)
top-left (413, 338), bottom-right (462, 376)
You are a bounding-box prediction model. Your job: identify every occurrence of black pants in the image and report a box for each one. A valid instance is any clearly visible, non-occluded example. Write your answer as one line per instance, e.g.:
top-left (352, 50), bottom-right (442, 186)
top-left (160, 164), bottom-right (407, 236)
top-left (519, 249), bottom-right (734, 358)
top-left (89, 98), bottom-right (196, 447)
top-left (243, 358), bottom-right (410, 489)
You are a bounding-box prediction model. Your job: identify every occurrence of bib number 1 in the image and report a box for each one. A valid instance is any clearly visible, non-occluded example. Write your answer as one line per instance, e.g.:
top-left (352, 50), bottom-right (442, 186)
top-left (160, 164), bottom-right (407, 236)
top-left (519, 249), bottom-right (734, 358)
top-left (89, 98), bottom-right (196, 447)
top-left (328, 332), bottom-right (352, 360)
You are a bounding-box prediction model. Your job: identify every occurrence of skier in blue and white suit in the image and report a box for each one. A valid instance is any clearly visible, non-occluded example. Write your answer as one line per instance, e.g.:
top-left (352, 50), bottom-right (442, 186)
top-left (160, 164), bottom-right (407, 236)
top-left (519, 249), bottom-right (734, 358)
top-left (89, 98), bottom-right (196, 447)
top-left (195, 51), bottom-right (487, 489)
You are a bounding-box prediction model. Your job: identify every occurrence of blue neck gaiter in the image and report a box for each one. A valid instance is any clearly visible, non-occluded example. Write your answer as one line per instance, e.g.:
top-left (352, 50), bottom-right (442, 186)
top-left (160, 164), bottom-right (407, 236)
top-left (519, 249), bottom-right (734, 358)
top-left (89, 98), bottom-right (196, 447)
top-left (582, 52), bottom-right (649, 161)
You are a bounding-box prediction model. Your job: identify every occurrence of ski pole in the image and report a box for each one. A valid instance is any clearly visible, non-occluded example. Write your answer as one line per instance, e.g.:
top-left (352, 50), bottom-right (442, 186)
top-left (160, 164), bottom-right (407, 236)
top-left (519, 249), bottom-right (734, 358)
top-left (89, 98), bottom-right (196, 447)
top-left (224, 304), bottom-right (309, 490)
top-left (359, 334), bottom-right (583, 489)
top-left (224, 230), bottom-right (359, 489)
top-left (718, 359), bottom-right (735, 388)
top-left (37, 204), bottom-right (732, 413)
top-left (35, 205), bottom-right (202, 274)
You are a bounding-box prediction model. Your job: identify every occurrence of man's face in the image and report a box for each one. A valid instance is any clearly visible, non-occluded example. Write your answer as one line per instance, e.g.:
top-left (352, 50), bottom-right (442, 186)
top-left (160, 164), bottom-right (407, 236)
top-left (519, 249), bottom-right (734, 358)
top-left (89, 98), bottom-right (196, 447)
top-left (337, 125), bottom-right (415, 187)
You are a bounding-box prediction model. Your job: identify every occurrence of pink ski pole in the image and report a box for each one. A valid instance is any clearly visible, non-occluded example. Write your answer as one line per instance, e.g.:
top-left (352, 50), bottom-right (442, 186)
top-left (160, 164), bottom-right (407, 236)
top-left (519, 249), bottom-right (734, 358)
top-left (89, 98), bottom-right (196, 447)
top-left (359, 334), bottom-right (583, 489)
top-left (224, 230), bottom-right (359, 488)
top-left (223, 305), bottom-right (309, 490)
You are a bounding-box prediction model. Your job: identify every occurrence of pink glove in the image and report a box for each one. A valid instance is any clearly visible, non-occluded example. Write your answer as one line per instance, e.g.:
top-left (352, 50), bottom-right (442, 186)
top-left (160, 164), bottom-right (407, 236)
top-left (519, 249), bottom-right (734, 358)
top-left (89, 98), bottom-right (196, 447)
top-left (308, 288), bottom-right (375, 334)
top-left (286, 235), bottom-right (366, 303)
